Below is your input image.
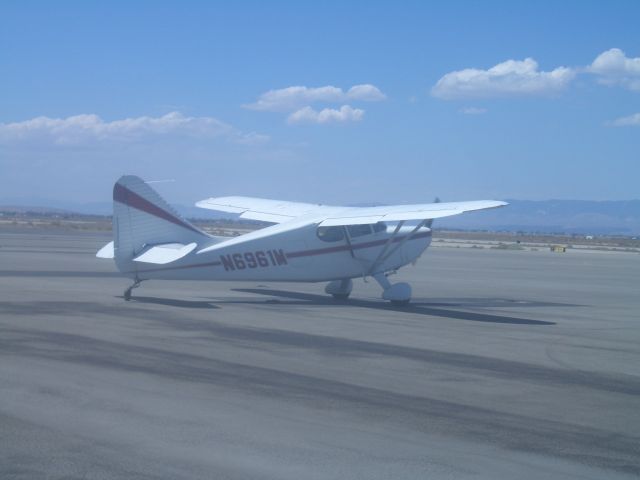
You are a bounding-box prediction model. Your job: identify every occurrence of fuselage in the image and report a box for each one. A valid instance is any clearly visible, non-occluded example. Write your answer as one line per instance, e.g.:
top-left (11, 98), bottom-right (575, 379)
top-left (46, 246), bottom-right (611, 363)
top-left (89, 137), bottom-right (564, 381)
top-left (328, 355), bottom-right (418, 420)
top-left (116, 222), bottom-right (432, 282)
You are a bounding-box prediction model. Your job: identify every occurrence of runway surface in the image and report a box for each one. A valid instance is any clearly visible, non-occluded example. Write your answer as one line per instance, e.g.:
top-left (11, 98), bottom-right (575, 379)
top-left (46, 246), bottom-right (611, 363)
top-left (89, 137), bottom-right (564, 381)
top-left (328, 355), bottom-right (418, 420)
top-left (1, 230), bottom-right (639, 479)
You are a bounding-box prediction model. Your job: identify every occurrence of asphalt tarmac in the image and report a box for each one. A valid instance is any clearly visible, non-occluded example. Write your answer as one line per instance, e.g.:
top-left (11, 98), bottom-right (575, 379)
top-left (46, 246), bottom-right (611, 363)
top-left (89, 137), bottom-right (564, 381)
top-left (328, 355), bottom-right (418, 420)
top-left (1, 230), bottom-right (639, 479)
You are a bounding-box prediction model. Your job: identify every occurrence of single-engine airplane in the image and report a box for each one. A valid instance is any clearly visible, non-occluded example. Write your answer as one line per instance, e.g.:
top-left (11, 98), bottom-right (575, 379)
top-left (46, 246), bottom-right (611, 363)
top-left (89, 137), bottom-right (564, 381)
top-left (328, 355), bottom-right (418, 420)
top-left (97, 175), bottom-right (507, 304)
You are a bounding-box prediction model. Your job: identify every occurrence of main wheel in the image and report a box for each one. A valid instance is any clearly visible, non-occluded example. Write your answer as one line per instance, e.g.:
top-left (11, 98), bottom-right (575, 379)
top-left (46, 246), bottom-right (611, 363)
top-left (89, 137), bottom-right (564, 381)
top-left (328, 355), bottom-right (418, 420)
top-left (325, 279), bottom-right (353, 299)
top-left (382, 282), bottom-right (412, 306)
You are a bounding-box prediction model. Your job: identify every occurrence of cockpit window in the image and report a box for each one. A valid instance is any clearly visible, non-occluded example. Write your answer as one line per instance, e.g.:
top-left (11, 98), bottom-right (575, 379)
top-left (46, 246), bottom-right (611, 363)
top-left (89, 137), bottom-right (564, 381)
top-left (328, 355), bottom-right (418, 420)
top-left (347, 224), bottom-right (372, 238)
top-left (317, 223), bottom-right (386, 242)
top-left (317, 226), bottom-right (345, 242)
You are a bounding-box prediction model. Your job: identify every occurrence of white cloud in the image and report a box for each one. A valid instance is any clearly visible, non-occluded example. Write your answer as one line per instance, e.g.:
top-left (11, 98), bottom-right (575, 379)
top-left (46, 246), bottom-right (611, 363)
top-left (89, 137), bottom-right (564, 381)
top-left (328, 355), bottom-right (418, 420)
top-left (346, 84), bottom-right (386, 101)
top-left (244, 84), bottom-right (386, 111)
top-left (460, 107), bottom-right (487, 115)
top-left (0, 112), bottom-right (268, 146)
top-left (609, 112), bottom-right (640, 127)
top-left (588, 48), bottom-right (640, 91)
top-left (432, 58), bottom-right (575, 99)
top-left (287, 105), bottom-right (364, 125)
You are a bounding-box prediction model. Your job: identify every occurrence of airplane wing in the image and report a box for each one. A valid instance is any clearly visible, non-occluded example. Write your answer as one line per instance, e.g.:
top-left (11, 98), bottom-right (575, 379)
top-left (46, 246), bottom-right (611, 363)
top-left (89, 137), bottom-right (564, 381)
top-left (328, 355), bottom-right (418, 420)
top-left (195, 196), bottom-right (337, 223)
top-left (196, 196), bottom-right (507, 225)
top-left (318, 200), bottom-right (508, 226)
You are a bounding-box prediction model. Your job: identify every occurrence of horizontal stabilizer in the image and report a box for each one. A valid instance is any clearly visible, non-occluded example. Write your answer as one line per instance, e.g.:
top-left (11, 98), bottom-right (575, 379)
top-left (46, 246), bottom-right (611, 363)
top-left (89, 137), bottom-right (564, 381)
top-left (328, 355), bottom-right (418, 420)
top-left (96, 241), bottom-right (114, 259)
top-left (133, 242), bottom-right (197, 264)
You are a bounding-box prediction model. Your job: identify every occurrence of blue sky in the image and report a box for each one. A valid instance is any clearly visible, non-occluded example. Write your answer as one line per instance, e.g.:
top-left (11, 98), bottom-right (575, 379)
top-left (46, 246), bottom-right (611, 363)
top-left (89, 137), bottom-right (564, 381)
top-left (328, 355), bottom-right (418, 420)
top-left (1, 1), bottom-right (638, 206)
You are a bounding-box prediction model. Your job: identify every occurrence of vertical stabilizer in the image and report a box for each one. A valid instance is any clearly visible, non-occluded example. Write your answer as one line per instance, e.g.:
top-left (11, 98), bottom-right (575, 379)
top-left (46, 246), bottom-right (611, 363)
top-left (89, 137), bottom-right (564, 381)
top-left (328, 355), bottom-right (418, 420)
top-left (112, 175), bottom-right (209, 274)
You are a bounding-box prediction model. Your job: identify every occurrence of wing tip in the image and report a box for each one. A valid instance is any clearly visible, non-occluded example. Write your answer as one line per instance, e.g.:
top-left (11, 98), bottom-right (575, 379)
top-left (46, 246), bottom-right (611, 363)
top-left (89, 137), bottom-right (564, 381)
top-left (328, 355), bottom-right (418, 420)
top-left (477, 200), bottom-right (508, 209)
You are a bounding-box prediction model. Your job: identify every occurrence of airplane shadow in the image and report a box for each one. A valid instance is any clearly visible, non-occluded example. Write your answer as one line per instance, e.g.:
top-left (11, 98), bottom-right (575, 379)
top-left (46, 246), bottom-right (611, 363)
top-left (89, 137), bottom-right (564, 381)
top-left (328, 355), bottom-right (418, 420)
top-left (116, 296), bottom-right (220, 309)
top-left (114, 289), bottom-right (561, 325)
top-left (231, 288), bottom-right (558, 326)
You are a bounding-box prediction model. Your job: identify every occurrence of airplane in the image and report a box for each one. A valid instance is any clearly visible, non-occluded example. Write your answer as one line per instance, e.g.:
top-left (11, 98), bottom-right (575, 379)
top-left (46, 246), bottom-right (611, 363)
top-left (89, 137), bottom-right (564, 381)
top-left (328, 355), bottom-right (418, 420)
top-left (97, 175), bottom-right (507, 305)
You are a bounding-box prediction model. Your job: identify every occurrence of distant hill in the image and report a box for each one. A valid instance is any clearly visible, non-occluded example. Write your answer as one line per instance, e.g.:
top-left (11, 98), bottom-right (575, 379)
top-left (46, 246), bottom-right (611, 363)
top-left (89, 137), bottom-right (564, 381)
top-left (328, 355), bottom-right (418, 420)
top-left (0, 205), bottom-right (76, 215)
top-left (437, 200), bottom-right (640, 235)
top-left (0, 200), bottom-right (227, 220)
top-left (2, 199), bottom-right (639, 236)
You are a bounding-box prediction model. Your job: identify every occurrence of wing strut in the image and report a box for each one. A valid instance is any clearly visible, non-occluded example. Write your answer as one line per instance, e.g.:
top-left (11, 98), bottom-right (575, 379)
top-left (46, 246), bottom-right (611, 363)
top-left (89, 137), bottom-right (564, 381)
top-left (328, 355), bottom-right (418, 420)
top-left (342, 226), bottom-right (356, 258)
top-left (367, 220), bottom-right (427, 275)
top-left (367, 221), bottom-right (404, 275)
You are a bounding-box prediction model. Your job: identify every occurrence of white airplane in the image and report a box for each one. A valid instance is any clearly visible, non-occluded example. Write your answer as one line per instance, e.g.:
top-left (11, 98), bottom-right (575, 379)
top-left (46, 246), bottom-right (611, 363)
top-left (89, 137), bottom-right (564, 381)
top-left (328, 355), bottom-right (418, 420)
top-left (97, 175), bottom-right (507, 304)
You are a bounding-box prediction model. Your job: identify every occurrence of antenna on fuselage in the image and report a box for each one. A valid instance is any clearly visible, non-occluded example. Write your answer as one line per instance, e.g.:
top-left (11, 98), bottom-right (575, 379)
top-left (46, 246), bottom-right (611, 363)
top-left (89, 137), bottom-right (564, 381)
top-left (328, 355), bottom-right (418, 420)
top-left (425, 197), bottom-right (441, 228)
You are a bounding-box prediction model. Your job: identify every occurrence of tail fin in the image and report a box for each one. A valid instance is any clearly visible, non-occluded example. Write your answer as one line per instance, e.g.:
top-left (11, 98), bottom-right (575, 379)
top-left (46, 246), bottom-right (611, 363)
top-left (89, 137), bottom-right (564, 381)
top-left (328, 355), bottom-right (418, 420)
top-left (112, 175), bottom-right (208, 273)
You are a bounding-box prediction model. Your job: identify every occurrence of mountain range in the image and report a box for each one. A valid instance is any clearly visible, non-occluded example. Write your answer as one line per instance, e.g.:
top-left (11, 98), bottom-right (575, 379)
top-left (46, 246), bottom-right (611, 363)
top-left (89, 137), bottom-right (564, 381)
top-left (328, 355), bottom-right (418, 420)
top-left (1, 199), bottom-right (639, 236)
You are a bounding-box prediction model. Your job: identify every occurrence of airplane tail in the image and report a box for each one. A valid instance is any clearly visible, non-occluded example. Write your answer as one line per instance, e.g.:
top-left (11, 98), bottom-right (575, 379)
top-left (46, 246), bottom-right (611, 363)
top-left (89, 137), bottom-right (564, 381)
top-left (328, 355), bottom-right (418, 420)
top-left (109, 175), bottom-right (210, 274)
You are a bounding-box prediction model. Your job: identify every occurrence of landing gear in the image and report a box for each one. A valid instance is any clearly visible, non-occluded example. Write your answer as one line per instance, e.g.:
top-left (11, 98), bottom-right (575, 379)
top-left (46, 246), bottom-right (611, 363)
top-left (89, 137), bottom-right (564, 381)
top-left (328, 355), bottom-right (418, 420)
top-left (325, 275), bottom-right (411, 304)
top-left (373, 272), bottom-right (411, 305)
top-left (325, 278), bottom-right (353, 300)
top-left (124, 279), bottom-right (142, 301)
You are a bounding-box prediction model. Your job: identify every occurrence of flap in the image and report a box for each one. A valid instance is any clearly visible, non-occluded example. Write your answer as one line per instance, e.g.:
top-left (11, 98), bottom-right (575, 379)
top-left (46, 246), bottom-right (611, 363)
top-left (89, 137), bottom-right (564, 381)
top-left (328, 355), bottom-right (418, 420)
top-left (195, 196), bottom-right (333, 223)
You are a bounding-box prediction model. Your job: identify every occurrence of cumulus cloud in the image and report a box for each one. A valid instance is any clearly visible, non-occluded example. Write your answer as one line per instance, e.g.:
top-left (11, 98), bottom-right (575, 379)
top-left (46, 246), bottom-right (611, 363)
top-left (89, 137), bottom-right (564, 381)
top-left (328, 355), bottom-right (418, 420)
top-left (287, 105), bottom-right (364, 125)
top-left (432, 58), bottom-right (575, 99)
top-left (460, 107), bottom-right (487, 115)
top-left (0, 112), bottom-right (268, 146)
top-left (608, 112), bottom-right (640, 127)
top-left (244, 84), bottom-right (386, 111)
top-left (588, 48), bottom-right (640, 91)
top-left (346, 84), bottom-right (387, 101)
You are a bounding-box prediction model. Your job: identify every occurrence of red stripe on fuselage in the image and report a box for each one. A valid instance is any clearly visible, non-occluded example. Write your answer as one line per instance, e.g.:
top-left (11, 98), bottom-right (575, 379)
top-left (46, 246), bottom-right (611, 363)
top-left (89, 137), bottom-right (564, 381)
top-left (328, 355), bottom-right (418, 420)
top-left (113, 183), bottom-right (202, 235)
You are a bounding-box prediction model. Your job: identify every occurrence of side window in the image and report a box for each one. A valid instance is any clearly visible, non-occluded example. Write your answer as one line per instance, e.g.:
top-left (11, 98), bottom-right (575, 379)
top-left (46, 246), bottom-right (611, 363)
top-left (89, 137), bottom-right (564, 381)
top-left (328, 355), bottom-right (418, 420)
top-left (373, 222), bottom-right (387, 233)
top-left (347, 224), bottom-right (372, 238)
top-left (317, 224), bottom-right (381, 242)
top-left (317, 226), bottom-right (345, 242)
